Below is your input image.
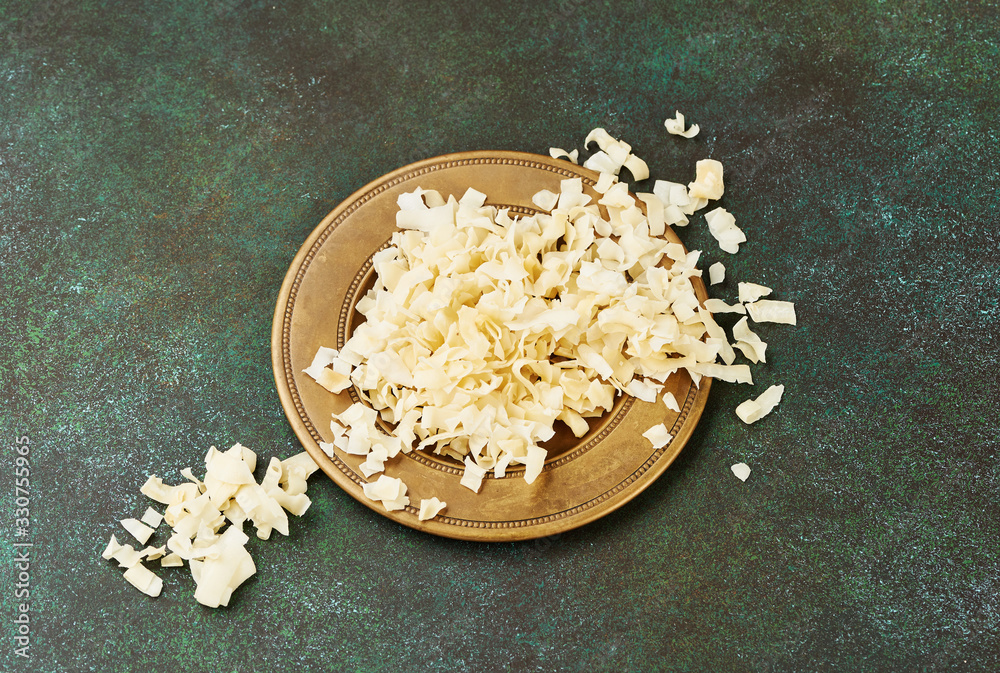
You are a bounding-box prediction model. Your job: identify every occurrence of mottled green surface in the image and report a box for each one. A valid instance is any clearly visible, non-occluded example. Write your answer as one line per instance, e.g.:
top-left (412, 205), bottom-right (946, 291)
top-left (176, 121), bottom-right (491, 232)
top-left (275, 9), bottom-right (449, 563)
top-left (2, 0), bottom-right (999, 671)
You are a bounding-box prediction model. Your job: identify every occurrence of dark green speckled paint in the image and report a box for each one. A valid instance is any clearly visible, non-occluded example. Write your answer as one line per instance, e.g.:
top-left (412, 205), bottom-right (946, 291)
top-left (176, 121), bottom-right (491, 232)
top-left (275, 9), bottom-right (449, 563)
top-left (1, 0), bottom-right (998, 671)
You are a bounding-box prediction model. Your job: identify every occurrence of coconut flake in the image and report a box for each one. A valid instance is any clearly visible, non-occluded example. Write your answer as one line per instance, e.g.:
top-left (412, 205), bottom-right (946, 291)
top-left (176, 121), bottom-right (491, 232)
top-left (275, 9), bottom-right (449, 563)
top-left (688, 160), bottom-right (724, 201)
top-left (460, 457), bottom-right (487, 493)
top-left (362, 475), bottom-right (410, 511)
top-left (549, 147), bottom-right (579, 164)
top-left (140, 507), bottom-right (163, 528)
top-left (704, 207), bottom-right (746, 254)
top-left (732, 317), bottom-right (767, 363)
top-left (735, 384), bottom-right (785, 424)
top-left (121, 518), bottom-right (155, 545)
top-left (160, 553), bottom-right (184, 568)
top-left (418, 497), bottom-right (447, 521)
top-left (532, 189), bottom-right (560, 212)
top-left (745, 300), bottom-right (797, 325)
top-left (738, 282), bottom-right (772, 304)
top-left (123, 564), bottom-right (163, 598)
top-left (709, 262), bottom-right (725, 285)
top-left (140, 545), bottom-right (166, 561)
top-left (730, 463), bottom-right (751, 482)
top-left (664, 111), bottom-right (700, 139)
top-left (703, 298), bottom-right (746, 314)
top-left (642, 423), bottom-right (673, 449)
top-left (102, 535), bottom-right (123, 560)
top-left (662, 392), bottom-right (681, 413)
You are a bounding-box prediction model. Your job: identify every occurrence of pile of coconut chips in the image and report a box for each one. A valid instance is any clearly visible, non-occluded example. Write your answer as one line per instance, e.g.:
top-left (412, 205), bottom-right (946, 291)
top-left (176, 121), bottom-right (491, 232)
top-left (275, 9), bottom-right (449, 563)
top-left (305, 117), bottom-right (796, 517)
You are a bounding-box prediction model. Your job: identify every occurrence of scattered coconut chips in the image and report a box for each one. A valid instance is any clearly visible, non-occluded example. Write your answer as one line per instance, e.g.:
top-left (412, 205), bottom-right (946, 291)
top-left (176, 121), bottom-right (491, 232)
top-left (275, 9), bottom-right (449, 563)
top-left (101, 444), bottom-right (319, 607)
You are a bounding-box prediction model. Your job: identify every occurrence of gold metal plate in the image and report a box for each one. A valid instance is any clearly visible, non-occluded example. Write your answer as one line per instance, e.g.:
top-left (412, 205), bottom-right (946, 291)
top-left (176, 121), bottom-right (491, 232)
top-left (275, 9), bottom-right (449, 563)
top-left (271, 151), bottom-right (711, 541)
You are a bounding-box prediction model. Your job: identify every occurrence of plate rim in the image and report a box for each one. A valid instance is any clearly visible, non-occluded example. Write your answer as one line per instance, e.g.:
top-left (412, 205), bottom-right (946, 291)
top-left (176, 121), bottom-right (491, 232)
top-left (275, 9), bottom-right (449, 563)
top-left (271, 150), bottom-right (712, 542)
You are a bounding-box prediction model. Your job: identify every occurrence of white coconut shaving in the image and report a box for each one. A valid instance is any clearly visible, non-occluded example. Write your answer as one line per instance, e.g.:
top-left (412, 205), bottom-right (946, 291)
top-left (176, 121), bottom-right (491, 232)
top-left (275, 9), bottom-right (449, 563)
top-left (735, 385), bottom-right (785, 424)
top-left (642, 423), bottom-right (674, 449)
top-left (745, 300), bottom-right (797, 325)
top-left (704, 207), bottom-right (746, 254)
top-left (418, 497), bottom-right (447, 521)
top-left (709, 262), bottom-right (725, 285)
top-left (549, 147), bottom-right (579, 164)
top-left (664, 111), bottom-right (700, 139)
top-left (730, 463), bottom-right (751, 481)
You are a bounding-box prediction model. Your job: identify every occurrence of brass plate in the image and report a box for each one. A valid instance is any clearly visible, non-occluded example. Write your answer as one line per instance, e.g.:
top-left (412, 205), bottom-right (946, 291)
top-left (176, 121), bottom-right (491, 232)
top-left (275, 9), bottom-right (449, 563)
top-left (271, 151), bottom-right (711, 542)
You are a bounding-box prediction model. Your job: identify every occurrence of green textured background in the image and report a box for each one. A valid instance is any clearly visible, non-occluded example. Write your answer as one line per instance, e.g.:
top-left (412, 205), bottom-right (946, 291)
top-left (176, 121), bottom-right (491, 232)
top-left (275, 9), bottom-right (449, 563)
top-left (2, 0), bottom-right (999, 671)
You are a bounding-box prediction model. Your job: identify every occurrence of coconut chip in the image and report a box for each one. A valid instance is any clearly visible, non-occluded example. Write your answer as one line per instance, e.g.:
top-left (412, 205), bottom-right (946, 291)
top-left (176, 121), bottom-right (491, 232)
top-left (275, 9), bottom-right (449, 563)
top-left (709, 262), bottom-right (725, 285)
top-left (642, 423), bottom-right (674, 449)
top-left (549, 147), bottom-right (579, 164)
top-left (704, 207), bottom-right (746, 254)
top-left (730, 463), bottom-right (751, 482)
top-left (418, 497), bottom-right (447, 521)
top-left (745, 300), bottom-right (797, 325)
top-left (738, 282), bottom-right (772, 304)
top-left (735, 385), bottom-right (785, 424)
top-left (664, 111), bottom-right (700, 139)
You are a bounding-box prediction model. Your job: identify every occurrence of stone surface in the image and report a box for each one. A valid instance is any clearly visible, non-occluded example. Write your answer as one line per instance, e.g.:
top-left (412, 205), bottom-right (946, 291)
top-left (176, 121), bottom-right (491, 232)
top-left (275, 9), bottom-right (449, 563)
top-left (1, 0), bottom-right (998, 671)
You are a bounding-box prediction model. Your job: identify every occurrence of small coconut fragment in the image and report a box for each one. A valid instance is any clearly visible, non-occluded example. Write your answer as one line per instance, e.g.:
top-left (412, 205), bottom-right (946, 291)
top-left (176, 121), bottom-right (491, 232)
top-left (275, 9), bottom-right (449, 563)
top-left (703, 298), bottom-right (746, 314)
top-left (738, 282), bottom-right (772, 304)
top-left (179, 467), bottom-right (205, 491)
top-left (123, 564), bottom-right (163, 598)
top-left (745, 300), bottom-right (796, 325)
top-left (362, 475), bottom-right (410, 511)
top-left (642, 423), bottom-right (673, 449)
top-left (192, 526), bottom-right (256, 608)
top-left (281, 452), bottom-right (319, 479)
top-left (359, 446), bottom-right (390, 478)
top-left (532, 189), bottom-right (560, 212)
top-left (140, 476), bottom-right (200, 506)
top-left (121, 518), bottom-right (155, 545)
top-left (205, 448), bottom-right (256, 486)
top-left (102, 535), bottom-right (123, 560)
top-left (314, 367), bottom-right (352, 393)
top-left (625, 377), bottom-right (661, 402)
top-left (582, 128), bottom-right (648, 180)
top-left (140, 507), bottom-right (163, 528)
top-left (623, 153), bottom-right (650, 181)
top-left (662, 392), bottom-right (681, 413)
top-left (709, 262), bottom-right (725, 285)
top-left (141, 545), bottom-right (166, 561)
top-left (693, 363), bottom-right (753, 385)
top-left (235, 483), bottom-right (289, 539)
top-left (594, 171), bottom-right (617, 194)
top-left (730, 463), bottom-right (752, 482)
top-left (735, 385), bottom-right (785, 424)
top-left (664, 111), bottom-right (700, 138)
top-left (548, 147), bottom-right (579, 164)
top-left (302, 346), bottom-right (340, 380)
top-left (732, 317), bottom-right (767, 364)
top-left (160, 553), bottom-right (184, 568)
top-left (460, 457), bottom-right (487, 493)
top-left (583, 150), bottom-right (619, 175)
top-left (522, 445), bottom-right (547, 485)
top-left (704, 207), bottom-right (746, 254)
top-left (418, 497), bottom-right (447, 521)
top-left (111, 544), bottom-right (143, 569)
top-left (688, 159), bottom-right (724, 200)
